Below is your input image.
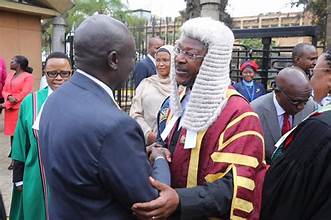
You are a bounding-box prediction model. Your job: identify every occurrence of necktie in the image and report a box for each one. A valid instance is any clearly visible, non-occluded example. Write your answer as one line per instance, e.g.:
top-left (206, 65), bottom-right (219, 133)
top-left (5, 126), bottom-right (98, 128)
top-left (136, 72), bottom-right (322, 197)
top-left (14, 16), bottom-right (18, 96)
top-left (281, 113), bottom-right (291, 135)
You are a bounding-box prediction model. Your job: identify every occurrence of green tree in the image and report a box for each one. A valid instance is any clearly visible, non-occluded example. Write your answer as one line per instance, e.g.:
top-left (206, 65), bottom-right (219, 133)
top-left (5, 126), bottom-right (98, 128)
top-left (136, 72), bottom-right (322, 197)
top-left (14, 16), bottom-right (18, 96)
top-left (291, 0), bottom-right (327, 45)
top-left (66, 0), bottom-right (129, 31)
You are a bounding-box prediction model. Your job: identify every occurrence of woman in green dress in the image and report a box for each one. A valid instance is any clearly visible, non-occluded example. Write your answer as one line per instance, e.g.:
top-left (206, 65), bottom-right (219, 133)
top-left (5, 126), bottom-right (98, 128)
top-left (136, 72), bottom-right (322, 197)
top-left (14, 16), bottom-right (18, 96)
top-left (10, 52), bottom-right (72, 220)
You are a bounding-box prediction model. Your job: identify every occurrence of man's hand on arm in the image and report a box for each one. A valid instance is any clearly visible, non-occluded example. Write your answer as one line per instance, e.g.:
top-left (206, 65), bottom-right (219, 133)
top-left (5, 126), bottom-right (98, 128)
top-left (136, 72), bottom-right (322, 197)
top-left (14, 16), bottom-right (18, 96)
top-left (147, 144), bottom-right (171, 164)
top-left (132, 177), bottom-right (179, 220)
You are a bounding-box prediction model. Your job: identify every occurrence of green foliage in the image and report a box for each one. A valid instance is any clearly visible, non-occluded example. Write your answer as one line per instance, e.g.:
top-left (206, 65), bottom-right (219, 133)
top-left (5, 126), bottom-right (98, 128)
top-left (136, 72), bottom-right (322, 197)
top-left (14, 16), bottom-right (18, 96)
top-left (291, 0), bottom-right (327, 45)
top-left (238, 39), bottom-right (263, 49)
top-left (66, 0), bottom-right (128, 31)
top-left (238, 38), bottom-right (277, 49)
top-left (41, 19), bottom-right (52, 55)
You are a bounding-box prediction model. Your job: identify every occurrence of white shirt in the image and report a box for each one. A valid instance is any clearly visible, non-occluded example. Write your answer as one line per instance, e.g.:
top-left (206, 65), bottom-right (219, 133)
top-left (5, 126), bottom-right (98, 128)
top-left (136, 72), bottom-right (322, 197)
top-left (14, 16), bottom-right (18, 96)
top-left (273, 92), bottom-right (293, 129)
top-left (32, 87), bottom-right (53, 131)
top-left (39, 75), bottom-right (48, 89)
top-left (147, 54), bottom-right (156, 66)
top-left (178, 88), bottom-right (191, 129)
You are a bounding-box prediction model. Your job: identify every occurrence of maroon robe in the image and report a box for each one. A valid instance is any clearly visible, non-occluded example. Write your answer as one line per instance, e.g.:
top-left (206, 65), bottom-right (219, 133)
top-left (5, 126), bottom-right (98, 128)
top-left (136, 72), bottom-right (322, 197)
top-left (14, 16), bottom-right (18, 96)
top-left (163, 87), bottom-right (267, 219)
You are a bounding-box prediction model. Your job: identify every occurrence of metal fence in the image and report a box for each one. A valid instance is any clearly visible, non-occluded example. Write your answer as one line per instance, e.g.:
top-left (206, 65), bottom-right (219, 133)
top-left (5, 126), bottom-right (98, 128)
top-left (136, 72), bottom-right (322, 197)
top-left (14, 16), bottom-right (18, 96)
top-left (64, 22), bottom-right (320, 112)
top-left (116, 18), bottom-right (183, 112)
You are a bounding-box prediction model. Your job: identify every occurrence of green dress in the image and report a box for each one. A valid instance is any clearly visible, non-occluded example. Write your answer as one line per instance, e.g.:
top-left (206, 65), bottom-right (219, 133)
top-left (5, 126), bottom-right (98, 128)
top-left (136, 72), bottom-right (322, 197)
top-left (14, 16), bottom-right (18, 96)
top-left (10, 87), bottom-right (49, 220)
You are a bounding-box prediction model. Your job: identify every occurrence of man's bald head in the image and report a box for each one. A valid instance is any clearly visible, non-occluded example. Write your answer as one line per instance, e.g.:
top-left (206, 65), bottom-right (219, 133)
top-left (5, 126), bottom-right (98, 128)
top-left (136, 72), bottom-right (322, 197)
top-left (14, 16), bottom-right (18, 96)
top-left (275, 67), bottom-right (312, 115)
top-left (276, 67), bottom-right (309, 90)
top-left (74, 15), bottom-right (135, 89)
top-left (147, 36), bottom-right (164, 58)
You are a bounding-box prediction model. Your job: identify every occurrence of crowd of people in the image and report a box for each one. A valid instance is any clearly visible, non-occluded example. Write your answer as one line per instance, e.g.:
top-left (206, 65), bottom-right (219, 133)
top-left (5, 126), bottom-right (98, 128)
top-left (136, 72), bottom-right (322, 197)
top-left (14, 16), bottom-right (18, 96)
top-left (0, 14), bottom-right (330, 220)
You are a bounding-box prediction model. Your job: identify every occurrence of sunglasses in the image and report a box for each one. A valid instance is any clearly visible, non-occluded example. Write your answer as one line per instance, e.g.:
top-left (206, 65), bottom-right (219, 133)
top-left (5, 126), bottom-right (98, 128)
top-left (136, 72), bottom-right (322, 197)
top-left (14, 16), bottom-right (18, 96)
top-left (45, 71), bottom-right (72, 79)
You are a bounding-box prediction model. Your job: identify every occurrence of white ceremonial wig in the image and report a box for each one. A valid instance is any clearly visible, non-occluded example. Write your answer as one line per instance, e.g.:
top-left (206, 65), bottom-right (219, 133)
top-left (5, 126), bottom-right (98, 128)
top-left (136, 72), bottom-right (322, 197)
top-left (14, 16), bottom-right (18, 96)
top-left (170, 17), bottom-right (234, 132)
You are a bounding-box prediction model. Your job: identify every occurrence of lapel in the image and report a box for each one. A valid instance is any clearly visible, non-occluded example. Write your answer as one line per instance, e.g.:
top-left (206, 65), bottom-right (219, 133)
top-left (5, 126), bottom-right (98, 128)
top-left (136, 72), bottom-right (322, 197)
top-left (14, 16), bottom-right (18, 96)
top-left (37, 87), bottom-right (49, 110)
top-left (239, 81), bottom-right (250, 99)
top-left (264, 93), bottom-right (282, 142)
top-left (293, 107), bottom-right (308, 126)
top-left (69, 71), bottom-right (118, 108)
top-left (145, 56), bottom-right (156, 74)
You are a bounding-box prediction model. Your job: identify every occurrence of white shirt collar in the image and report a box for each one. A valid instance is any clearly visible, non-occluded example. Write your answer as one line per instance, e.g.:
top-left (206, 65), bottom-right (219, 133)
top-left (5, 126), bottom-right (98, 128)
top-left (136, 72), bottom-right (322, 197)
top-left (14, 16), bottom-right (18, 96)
top-left (273, 92), bottom-right (285, 116)
top-left (147, 54), bottom-right (156, 66)
top-left (48, 86), bottom-right (53, 96)
top-left (76, 69), bottom-right (120, 109)
top-left (32, 86), bottom-right (53, 131)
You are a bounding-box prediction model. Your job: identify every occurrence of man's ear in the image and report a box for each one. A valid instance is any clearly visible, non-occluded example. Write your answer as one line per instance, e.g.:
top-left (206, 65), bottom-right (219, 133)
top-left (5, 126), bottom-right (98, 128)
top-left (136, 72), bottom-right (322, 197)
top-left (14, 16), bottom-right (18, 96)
top-left (107, 51), bottom-right (118, 70)
top-left (294, 56), bottom-right (301, 64)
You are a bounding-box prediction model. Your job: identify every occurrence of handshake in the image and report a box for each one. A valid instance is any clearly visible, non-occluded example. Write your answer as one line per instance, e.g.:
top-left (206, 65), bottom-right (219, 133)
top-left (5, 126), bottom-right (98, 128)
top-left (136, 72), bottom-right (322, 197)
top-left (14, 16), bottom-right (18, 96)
top-left (146, 143), bottom-right (172, 164)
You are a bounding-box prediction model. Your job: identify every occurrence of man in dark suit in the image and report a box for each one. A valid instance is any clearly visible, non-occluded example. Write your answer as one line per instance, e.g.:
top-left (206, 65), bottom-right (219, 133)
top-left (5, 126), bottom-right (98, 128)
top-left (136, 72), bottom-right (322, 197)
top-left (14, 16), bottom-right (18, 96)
top-left (133, 36), bottom-right (164, 88)
top-left (39, 15), bottom-right (170, 220)
top-left (251, 67), bottom-right (315, 163)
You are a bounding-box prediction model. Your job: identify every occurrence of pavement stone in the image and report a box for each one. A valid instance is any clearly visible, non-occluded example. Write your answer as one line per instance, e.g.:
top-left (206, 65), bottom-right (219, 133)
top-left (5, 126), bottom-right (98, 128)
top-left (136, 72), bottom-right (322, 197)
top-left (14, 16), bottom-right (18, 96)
top-left (0, 113), bottom-right (12, 216)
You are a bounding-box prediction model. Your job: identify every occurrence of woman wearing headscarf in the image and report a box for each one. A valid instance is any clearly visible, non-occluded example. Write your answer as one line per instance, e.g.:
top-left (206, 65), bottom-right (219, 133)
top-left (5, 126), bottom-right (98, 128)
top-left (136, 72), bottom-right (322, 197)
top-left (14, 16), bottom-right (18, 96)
top-left (2, 55), bottom-right (34, 169)
top-left (233, 60), bottom-right (266, 102)
top-left (9, 52), bottom-right (72, 220)
top-left (130, 45), bottom-right (174, 145)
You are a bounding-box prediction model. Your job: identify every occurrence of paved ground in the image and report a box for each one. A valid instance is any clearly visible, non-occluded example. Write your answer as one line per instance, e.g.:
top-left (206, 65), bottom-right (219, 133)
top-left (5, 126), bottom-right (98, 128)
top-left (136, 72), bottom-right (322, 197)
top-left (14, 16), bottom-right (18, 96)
top-left (0, 113), bottom-right (12, 216)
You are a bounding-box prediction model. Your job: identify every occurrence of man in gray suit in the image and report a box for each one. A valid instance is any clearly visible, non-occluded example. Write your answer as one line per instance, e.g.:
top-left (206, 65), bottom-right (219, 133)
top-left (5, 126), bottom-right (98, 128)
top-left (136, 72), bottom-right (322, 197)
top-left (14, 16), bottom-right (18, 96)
top-left (251, 67), bottom-right (315, 164)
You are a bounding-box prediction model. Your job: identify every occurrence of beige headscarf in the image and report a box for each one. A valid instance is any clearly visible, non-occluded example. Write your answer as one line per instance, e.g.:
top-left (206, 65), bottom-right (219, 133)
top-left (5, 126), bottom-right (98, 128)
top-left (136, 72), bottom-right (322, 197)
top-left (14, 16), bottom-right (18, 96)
top-left (144, 45), bottom-right (175, 96)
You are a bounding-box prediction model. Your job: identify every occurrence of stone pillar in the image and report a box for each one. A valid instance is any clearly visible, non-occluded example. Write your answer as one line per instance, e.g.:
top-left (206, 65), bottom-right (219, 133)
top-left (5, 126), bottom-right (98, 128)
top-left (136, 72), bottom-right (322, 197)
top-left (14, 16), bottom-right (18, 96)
top-left (200, 0), bottom-right (221, 20)
top-left (52, 16), bottom-right (66, 52)
top-left (278, 17), bottom-right (282, 27)
top-left (326, 0), bottom-right (331, 48)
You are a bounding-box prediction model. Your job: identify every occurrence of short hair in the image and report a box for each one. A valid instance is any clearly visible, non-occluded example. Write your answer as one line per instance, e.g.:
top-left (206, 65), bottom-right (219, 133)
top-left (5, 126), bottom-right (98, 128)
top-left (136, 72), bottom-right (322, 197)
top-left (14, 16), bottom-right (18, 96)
top-left (292, 43), bottom-right (315, 60)
top-left (148, 36), bottom-right (163, 47)
top-left (44, 52), bottom-right (71, 68)
top-left (15, 55), bottom-right (33, 73)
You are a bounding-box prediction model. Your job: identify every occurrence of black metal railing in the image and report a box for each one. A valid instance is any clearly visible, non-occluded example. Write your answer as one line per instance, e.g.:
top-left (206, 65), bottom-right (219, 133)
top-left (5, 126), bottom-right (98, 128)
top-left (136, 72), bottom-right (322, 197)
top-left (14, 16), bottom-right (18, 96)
top-left (64, 22), bottom-right (321, 112)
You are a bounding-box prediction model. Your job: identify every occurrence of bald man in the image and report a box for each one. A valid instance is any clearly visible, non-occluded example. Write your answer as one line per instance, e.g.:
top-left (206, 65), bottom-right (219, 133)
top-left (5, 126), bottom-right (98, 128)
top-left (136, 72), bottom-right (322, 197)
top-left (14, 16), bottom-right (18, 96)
top-left (292, 43), bottom-right (318, 78)
top-left (261, 57), bottom-right (331, 220)
top-left (251, 67), bottom-right (315, 163)
top-left (39, 15), bottom-right (170, 220)
top-left (133, 36), bottom-right (164, 88)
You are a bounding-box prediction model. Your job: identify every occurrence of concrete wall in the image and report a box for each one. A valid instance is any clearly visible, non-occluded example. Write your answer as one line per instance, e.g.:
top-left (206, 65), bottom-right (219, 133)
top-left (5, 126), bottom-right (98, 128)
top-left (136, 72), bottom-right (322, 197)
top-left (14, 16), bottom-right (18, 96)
top-left (0, 10), bottom-right (42, 90)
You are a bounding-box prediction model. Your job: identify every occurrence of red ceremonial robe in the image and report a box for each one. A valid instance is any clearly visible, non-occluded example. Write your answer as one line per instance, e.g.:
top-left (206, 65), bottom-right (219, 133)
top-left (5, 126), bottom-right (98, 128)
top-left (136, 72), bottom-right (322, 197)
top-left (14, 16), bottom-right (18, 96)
top-left (162, 87), bottom-right (267, 219)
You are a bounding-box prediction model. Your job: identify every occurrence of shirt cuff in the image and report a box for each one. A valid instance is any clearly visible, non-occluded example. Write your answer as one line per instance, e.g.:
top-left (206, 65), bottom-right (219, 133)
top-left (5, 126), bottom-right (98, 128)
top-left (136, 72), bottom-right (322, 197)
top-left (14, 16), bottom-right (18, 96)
top-left (155, 156), bottom-right (165, 161)
top-left (15, 181), bottom-right (23, 187)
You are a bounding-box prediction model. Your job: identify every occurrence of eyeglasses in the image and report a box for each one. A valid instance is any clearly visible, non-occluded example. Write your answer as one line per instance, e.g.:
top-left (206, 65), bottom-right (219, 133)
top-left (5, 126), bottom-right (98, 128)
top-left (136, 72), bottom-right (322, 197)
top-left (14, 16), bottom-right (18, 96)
top-left (173, 46), bottom-right (205, 60)
top-left (276, 87), bottom-right (310, 106)
top-left (45, 71), bottom-right (72, 79)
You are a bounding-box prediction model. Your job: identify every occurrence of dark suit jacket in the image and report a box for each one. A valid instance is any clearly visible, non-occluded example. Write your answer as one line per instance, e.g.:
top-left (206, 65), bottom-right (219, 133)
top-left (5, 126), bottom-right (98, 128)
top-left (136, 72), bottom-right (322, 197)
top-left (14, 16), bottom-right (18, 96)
top-left (233, 81), bottom-right (266, 102)
top-left (133, 55), bottom-right (156, 88)
top-left (39, 72), bottom-right (169, 220)
top-left (251, 92), bottom-right (316, 163)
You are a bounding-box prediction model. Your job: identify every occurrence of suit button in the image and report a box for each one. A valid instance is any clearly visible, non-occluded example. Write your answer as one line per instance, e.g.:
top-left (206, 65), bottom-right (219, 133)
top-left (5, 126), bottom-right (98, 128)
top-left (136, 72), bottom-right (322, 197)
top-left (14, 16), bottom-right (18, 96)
top-left (199, 191), bottom-right (207, 198)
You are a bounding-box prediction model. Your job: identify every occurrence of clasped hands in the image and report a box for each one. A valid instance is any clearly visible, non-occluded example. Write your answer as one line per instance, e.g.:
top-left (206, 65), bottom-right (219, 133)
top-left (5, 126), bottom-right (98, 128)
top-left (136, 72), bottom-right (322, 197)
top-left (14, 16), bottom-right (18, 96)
top-left (8, 95), bottom-right (18, 104)
top-left (131, 144), bottom-right (179, 220)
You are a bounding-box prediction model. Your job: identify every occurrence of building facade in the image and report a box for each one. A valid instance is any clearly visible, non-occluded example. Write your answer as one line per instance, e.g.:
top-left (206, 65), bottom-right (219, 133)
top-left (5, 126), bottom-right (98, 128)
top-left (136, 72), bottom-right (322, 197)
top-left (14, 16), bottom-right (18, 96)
top-left (232, 11), bottom-right (313, 46)
top-left (0, 0), bottom-right (73, 89)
